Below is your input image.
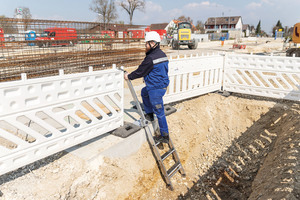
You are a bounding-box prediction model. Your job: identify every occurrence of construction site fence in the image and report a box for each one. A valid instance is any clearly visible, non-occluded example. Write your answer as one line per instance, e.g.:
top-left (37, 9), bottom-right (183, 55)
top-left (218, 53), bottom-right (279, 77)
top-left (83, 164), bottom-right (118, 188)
top-left (164, 53), bottom-right (224, 104)
top-left (223, 53), bottom-right (300, 101)
top-left (0, 65), bottom-right (124, 175)
top-left (0, 53), bottom-right (299, 176)
top-left (0, 18), bottom-right (145, 82)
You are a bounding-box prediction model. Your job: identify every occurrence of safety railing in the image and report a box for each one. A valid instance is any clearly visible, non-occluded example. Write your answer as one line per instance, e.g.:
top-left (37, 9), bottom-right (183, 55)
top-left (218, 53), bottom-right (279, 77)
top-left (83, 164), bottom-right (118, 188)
top-left (223, 54), bottom-right (300, 101)
top-left (0, 65), bottom-right (123, 175)
top-left (164, 53), bottom-right (224, 104)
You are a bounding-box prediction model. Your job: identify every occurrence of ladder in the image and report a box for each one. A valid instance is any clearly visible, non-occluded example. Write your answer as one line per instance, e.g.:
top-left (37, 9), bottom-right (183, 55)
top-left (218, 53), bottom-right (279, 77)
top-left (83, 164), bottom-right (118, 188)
top-left (125, 78), bottom-right (186, 190)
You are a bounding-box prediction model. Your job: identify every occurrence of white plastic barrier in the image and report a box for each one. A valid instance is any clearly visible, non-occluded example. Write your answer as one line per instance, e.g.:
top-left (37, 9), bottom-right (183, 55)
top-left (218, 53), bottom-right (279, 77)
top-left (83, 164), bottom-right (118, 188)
top-left (164, 54), bottom-right (224, 104)
top-left (0, 66), bottom-right (124, 175)
top-left (1, 53), bottom-right (299, 176)
top-left (223, 54), bottom-right (300, 101)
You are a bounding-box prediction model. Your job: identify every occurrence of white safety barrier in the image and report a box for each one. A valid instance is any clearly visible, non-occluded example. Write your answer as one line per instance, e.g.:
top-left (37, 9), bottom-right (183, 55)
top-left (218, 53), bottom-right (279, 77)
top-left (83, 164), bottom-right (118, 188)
top-left (164, 54), bottom-right (224, 104)
top-left (223, 54), bottom-right (300, 101)
top-left (1, 53), bottom-right (299, 176)
top-left (0, 66), bottom-right (123, 175)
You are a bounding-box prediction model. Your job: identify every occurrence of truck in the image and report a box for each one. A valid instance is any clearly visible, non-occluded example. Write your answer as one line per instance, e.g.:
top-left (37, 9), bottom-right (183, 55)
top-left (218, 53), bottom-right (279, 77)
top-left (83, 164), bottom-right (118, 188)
top-left (286, 23), bottom-right (300, 57)
top-left (0, 28), bottom-right (4, 47)
top-left (35, 27), bottom-right (77, 47)
top-left (171, 22), bottom-right (198, 50)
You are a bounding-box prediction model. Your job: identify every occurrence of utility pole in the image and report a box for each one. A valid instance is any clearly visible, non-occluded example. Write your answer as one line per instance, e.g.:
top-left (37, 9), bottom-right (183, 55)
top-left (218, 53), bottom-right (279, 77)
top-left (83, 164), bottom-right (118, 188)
top-left (215, 17), bottom-right (216, 32)
top-left (228, 9), bottom-right (231, 31)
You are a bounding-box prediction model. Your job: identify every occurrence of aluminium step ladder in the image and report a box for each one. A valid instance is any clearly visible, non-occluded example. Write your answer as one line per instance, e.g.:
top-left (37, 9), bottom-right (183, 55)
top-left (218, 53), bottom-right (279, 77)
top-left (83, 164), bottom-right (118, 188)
top-left (125, 77), bottom-right (186, 190)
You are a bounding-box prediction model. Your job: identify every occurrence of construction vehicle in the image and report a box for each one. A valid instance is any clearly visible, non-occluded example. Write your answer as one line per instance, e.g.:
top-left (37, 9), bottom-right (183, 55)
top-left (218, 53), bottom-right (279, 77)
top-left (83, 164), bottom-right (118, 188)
top-left (35, 27), bottom-right (77, 47)
top-left (286, 23), bottom-right (300, 57)
top-left (0, 28), bottom-right (4, 47)
top-left (171, 22), bottom-right (198, 50)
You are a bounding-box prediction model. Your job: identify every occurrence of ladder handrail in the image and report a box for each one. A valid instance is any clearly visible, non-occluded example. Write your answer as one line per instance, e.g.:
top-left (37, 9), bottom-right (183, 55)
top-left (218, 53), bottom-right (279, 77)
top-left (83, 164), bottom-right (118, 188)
top-left (120, 66), bottom-right (185, 190)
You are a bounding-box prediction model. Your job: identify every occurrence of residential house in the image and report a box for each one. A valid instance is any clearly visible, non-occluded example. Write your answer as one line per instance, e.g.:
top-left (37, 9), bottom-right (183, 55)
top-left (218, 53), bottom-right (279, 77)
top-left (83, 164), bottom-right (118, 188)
top-left (205, 16), bottom-right (244, 39)
top-left (205, 16), bottom-right (243, 33)
top-left (242, 24), bottom-right (250, 37)
top-left (146, 23), bottom-right (169, 36)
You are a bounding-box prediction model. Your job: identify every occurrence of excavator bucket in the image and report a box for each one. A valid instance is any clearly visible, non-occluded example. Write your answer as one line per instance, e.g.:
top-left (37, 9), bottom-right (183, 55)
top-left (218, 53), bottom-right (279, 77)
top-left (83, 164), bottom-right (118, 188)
top-left (292, 23), bottom-right (300, 43)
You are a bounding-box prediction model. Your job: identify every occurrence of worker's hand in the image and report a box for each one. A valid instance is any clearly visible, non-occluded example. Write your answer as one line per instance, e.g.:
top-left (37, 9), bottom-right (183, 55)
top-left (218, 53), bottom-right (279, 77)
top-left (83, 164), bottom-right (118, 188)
top-left (124, 72), bottom-right (129, 80)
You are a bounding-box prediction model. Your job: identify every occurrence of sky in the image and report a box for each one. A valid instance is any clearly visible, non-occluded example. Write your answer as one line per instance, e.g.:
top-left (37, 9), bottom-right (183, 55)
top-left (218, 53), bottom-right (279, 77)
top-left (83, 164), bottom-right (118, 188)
top-left (1, 0), bottom-right (300, 34)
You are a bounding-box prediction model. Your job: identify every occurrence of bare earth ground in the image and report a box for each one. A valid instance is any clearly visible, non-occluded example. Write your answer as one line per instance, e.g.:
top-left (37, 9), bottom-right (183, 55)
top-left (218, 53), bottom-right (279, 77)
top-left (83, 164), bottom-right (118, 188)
top-left (0, 38), bottom-right (299, 200)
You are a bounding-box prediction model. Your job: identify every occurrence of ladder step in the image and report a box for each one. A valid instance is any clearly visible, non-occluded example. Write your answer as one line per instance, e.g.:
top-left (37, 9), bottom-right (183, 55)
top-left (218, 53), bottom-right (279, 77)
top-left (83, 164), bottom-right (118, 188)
top-left (155, 140), bottom-right (161, 146)
top-left (154, 139), bottom-right (169, 146)
top-left (161, 148), bottom-right (175, 161)
top-left (167, 162), bottom-right (182, 178)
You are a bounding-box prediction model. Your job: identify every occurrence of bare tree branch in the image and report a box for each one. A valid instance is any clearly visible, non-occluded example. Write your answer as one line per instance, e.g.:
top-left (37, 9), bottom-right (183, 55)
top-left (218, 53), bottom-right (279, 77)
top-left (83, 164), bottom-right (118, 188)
top-left (14, 7), bottom-right (32, 20)
top-left (14, 7), bottom-right (32, 31)
top-left (177, 15), bottom-right (193, 24)
top-left (90, 0), bottom-right (118, 29)
top-left (119, 0), bottom-right (145, 25)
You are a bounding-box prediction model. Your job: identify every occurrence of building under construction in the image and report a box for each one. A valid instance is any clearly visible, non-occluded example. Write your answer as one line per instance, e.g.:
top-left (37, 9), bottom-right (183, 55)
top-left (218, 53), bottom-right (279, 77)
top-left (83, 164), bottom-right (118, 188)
top-left (0, 18), bottom-right (145, 82)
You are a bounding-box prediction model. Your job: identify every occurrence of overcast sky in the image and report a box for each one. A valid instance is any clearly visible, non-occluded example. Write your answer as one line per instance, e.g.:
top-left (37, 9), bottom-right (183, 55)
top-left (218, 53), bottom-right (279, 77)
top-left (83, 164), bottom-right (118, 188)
top-left (1, 0), bottom-right (299, 34)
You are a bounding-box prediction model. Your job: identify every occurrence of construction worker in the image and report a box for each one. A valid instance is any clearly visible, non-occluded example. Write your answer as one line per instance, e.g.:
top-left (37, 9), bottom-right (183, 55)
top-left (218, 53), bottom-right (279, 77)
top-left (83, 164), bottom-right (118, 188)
top-left (124, 31), bottom-right (170, 143)
top-left (220, 35), bottom-right (225, 46)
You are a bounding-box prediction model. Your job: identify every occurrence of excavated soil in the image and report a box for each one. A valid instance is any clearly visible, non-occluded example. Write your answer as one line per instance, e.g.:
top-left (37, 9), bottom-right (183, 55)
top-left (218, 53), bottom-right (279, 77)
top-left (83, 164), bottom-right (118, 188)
top-left (0, 92), bottom-right (299, 200)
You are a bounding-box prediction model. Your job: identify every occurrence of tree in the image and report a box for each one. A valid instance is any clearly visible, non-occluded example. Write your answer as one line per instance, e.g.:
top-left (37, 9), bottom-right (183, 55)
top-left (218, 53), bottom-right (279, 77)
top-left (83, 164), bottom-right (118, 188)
top-left (14, 7), bottom-right (32, 19)
top-left (255, 20), bottom-right (261, 36)
top-left (90, 0), bottom-right (118, 30)
top-left (177, 15), bottom-right (193, 24)
top-left (119, 0), bottom-right (145, 25)
top-left (276, 20), bottom-right (283, 29)
top-left (272, 20), bottom-right (284, 36)
top-left (14, 7), bottom-right (32, 31)
top-left (195, 20), bottom-right (205, 33)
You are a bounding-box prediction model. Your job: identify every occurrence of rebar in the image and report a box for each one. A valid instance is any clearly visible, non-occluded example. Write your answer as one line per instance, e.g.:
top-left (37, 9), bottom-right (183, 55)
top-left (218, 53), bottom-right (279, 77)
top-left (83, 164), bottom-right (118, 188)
top-left (0, 18), bottom-right (145, 82)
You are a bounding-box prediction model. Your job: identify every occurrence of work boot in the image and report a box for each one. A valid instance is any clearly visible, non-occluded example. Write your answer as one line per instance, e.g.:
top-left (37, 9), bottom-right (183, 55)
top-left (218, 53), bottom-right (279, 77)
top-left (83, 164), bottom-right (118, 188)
top-left (153, 135), bottom-right (169, 144)
top-left (144, 113), bottom-right (154, 121)
top-left (161, 132), bottom-right (169, 143)
top-left (161, 135), bottom-right (169, 143)
top-left (153, 135), bottom-right (163, 143)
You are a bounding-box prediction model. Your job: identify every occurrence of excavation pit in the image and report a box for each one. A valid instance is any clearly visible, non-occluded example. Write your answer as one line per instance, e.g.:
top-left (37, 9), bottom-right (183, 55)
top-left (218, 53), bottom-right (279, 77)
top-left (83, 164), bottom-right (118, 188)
top-left (0, 92), bottom-right (299, 200)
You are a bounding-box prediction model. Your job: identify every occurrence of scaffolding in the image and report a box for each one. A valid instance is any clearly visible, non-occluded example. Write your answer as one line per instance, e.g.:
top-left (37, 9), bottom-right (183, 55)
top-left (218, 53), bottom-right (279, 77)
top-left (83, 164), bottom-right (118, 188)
top-left (0, 18), bottom-right (145, 82)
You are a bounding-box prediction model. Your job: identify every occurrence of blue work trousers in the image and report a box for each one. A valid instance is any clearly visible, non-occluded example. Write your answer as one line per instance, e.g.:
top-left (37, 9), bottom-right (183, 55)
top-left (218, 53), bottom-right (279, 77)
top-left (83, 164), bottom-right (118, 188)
top-left (141, 87), bottom-right (169, 136)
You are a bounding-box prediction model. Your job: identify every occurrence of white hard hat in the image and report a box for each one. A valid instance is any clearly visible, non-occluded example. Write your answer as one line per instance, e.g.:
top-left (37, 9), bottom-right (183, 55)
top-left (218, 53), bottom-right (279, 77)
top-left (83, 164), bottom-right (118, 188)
top-left (145, 31), bottom-right (161, 43)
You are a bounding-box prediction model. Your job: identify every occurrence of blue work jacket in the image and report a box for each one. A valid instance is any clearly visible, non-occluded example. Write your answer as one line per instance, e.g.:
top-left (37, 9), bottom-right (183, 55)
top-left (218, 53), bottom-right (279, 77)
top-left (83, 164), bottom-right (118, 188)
top-left (128, 45), bottom-right (169, 90)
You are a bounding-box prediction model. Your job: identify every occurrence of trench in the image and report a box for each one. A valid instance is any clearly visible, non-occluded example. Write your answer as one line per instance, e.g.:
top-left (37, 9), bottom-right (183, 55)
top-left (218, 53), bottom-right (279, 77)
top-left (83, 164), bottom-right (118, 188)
top-left (123, 93), bottom-right (300, 200)
top-left (176, 94), bottom-right (300, 200)
top-left (0, 93), bottom-right (299, 200)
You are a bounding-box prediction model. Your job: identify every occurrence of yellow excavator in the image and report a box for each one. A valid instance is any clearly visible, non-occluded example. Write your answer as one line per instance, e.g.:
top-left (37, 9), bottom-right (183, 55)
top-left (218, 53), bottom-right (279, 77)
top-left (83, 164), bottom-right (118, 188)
top-left (286, 23), bottom-right (300, 57)
top-left (171, 22), bottom-right (198, 50)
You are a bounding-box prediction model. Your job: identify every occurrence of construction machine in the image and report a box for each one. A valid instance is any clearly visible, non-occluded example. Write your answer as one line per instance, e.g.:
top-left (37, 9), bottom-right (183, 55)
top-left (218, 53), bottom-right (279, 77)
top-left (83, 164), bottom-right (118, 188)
top-left (286, 23), bottom-right (300, 57)
top-left (171, 22), bottom-right (198, 50)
